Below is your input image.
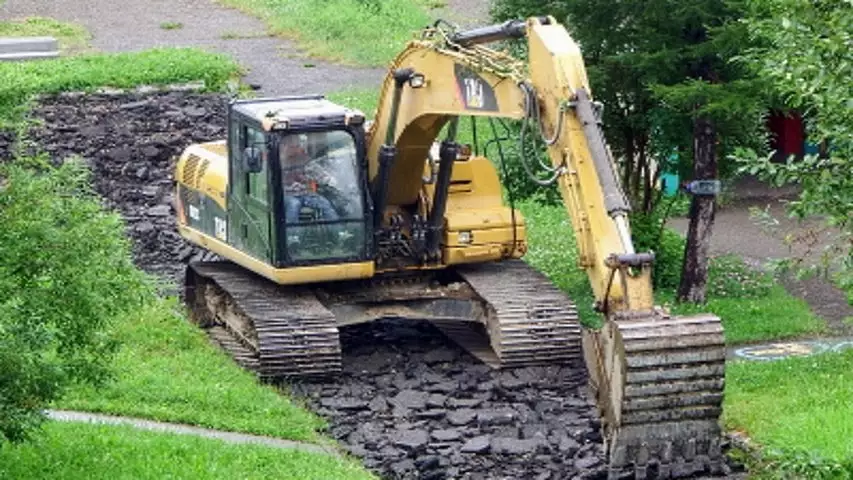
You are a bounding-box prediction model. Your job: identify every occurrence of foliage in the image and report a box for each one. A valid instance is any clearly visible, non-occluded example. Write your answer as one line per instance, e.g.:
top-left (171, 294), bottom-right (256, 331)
top-left (0, 17), bottom-right (91, 54)
top-left (57, 297), bottom-right (325, 441)
top-left (733, 0), bottom-right (852, 299)
top-left (725, 350), bottom-right (853, 472)
top-left (746, 449), bottom-right (853, 480)
top-left (0, 48), bottom-right (240, 127)
top-left (159, 22), bottom-right (184, 30)
top-left (630, 212), bottom-right (686, 290)
top-left (0, 161), bottom-right (151, 442)
top-left (707, 254), bottom-right (774, 298)
top-left (492, 0), bottom-right (767, 214)
top-left (214, 0), bottom-right (430, 66)
top-left (0, 422), bottom-right (375, 480)
top-left (517, 201), bottom-right (599, 326)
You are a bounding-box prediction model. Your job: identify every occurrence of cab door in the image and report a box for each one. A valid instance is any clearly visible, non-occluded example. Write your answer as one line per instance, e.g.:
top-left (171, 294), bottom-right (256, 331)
top-left (228, 119), bottom-right (273, 263)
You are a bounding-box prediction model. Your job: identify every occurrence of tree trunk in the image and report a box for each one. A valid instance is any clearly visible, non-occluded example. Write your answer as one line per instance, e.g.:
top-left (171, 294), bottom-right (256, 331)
top-left (622, 132), bottom-right (634, 203)
top-left (677, 115), bottom-right (717, 303)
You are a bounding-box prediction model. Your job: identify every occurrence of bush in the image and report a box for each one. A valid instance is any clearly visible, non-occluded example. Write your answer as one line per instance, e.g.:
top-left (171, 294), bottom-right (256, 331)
top-left (0, 160), bottom-right (152, 442)
top-left (630, 212), bottom-right (685, 290)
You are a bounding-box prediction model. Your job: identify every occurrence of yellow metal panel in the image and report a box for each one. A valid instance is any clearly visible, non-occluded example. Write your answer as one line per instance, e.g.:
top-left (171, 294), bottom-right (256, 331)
top-left (444, 208), bottom-right (521, 231)
top-left (178, 225), bottom-right (375, 285)
top-left (444, 244), bottom-right (513, 265)
top-left (444, 226), bottom-right (527, 248)
top-left (175, 141), bottom-right (229, 210)
top-left (367, 42), bottom-right (527, 207)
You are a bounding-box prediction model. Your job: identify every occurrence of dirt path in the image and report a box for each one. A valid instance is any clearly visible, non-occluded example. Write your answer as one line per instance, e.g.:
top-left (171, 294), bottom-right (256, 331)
top-left (430, 0), bottom-right (492, 28)
top-left (0, 0), bottom-right (384, 96)
top-left (668, 178), bottom-right (852, 333)
top-left (46, 410), bottom-right (339, 455)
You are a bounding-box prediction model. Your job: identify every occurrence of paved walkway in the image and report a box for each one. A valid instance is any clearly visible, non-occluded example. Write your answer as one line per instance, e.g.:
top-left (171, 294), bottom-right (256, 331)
top-left (0, 0), bottom-right (384, 97)
top-left (46, 410), bottom-right (339, 455)
top-left (728, 336), bottom-right (853, 361)
top-left (669, 176), bottom-right (852, 332)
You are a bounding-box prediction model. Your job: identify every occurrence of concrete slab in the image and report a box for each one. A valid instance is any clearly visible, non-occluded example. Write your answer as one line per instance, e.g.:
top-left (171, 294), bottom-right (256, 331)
top-left (0, 36), bottom-right (58, 61)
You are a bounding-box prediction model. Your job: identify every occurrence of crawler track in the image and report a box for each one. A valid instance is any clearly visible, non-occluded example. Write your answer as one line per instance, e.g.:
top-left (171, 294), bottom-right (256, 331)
top-left (185, 262), bottom-right (342, 377)
top-left (448, 259), bottom-right (582, 367)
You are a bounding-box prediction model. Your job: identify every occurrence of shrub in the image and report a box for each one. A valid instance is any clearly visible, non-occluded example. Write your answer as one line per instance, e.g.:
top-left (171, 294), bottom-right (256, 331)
top-left (630, 212), bottom-right (685, 290)
top-left (0, 160), bottom-right (152, 442)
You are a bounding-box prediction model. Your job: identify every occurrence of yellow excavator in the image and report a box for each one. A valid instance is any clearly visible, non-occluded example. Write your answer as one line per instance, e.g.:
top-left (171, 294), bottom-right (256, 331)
top-left (174, 16), bottom-right (726, 478)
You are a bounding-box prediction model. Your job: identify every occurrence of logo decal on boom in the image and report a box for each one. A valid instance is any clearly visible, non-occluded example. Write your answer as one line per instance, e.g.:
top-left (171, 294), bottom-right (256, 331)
top-left (454, 64), bottom-right (498, 111)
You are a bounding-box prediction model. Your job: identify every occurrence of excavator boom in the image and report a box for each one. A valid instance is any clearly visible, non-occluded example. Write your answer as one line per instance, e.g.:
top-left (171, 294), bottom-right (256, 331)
top-left (363, 17), bottom-right (727, 477)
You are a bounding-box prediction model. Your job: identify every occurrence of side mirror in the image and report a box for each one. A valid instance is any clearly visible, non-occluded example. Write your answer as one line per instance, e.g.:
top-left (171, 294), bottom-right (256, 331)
top-left (242, 146), bottom-right (263, 173)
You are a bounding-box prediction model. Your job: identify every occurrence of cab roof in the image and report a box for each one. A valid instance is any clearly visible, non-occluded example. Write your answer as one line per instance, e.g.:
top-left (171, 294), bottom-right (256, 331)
top-left (231, 95), bottom-right (363, 131)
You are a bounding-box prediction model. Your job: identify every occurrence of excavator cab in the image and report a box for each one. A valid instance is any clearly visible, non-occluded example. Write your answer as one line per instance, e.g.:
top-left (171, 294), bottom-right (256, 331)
top-left (225, 96), bottom-right (372, 267)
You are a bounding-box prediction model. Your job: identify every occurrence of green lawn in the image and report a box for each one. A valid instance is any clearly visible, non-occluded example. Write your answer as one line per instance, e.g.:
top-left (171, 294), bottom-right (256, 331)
top-left (669, 286), bottom-right (824, 344)
top-left (0, 17), bottom-right (91, 54)
top-left (725, 350), bottom-right (853, 474)
top-left (0, 47), bottom-right (240, 126)
top-left (214, 0), bottom-right (431, 66)
top-left (0, 422), bottom-right (374, 480)
top-left (57, 298), bottom-right (326, 442)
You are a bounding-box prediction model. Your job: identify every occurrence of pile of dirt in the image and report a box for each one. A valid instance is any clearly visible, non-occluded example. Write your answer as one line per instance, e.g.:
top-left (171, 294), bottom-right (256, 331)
top-left (18, 90), bottom-right (227, 286)
top-left (291, 320), bottom-right (605, 480)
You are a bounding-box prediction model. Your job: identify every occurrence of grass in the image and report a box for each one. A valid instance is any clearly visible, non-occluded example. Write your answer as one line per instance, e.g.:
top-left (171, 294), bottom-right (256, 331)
top-left (725, 350), bottom-right (853, 468)
top-left (214, 0), bottom-right (430, 66)
top-left (159, 21), bottom-right (184, 30)
top-left (0, 47), bottom-right (240, 127)
top-left (0, 17), bottom-right (91, 54)
top-left (0, 422), bottom-right (374, 480)
top-left (56, 298), bottom-right (326, 442)
top-left (518, 200), bottom-right (600, 325)
top-left (668, 285), bottom-right (825, 344)
top-left (514, 200), bottom-right (826, 341)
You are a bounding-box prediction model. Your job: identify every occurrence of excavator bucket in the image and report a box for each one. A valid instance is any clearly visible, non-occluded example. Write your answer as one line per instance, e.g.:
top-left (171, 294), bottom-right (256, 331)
top-left (583, 311), bottom-right (726, 478)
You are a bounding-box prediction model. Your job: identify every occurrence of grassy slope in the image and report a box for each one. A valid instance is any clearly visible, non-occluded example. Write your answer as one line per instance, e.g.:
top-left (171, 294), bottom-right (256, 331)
top-left (0, 48), bottom-right (240, 126)
top-left (0, 17), bottom-right (91, 54)
top-left (215, 0), bottom-right (430, 66)
top-left (725, 350), bottom-right (853, 462)
top-left (0, 27), bottom-right (326, 442)
top-left (0, 422), bottom-right (374, 480)
top-left (56, 299), bottom-right (325, 441)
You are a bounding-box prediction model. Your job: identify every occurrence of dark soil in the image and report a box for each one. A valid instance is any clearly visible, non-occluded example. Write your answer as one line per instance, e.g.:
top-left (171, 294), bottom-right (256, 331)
top-left (291, 320), bottom-right (607, 480)
top-left (16, 90), bottom-right (227, 286)
top-left (3, 91), bottom-right (746, 479)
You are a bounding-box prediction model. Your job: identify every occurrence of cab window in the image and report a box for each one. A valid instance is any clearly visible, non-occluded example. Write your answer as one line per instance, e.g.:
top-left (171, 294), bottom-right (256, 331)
top-left (278, 130), bottom-right (363, 224)
top-left (244, 126), bottom-right (268, 203)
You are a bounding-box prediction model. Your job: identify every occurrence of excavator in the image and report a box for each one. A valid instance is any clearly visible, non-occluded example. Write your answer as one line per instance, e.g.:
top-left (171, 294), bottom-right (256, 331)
top-left (174, 16), bottom-right (726, 479)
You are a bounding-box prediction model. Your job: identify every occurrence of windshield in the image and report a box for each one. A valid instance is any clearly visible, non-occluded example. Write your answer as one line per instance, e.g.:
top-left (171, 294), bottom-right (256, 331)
top-left (278, 130), bottom-right (365, 261)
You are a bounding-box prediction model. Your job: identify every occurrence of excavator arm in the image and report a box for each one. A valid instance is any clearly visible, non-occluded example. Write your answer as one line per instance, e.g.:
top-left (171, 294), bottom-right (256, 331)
top-left (366, 17), bottom-right (727, 478)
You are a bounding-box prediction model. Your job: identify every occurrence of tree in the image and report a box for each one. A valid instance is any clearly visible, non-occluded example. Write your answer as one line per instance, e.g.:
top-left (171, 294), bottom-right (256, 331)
top-left (735, 0), bottom-right (852, 296)
top-left (491, 0), bottom-right (767, 302)
top-left (0, 161), bottom-right (151, 442)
